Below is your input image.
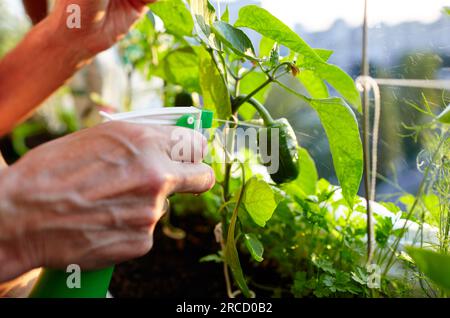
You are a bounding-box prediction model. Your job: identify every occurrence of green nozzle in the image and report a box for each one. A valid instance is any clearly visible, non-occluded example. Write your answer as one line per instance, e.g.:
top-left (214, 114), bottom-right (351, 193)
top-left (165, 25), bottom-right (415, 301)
top-left (176, 109), bottom-right (214, 129)
top-left (200, 110), bottom-right (214, 129)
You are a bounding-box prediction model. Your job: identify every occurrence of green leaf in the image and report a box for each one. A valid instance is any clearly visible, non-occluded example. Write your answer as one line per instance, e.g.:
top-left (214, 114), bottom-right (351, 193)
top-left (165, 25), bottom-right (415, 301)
top-left (406, 247), bottom-right (450, 292)
top-left (259, 37), bottom-right (276, 58)
top-left (225, 240), bottom-right (250, 297)
top-left (317, 64), bottom-right (361, 113)
top-left (198, 48), bottom-right (232, 119)
top-left (189, 0), bottom-right (219, 49)
top-left (437, 104), bottom-right (450, 124)
top-left (351, 267), bottom-right (368, 286)
top-left (243, 233), bottom-right (264, 262)
top-left (151, 0), bottom-right (193, 37)
top-left (298, 70), bottom-right (329, 99)
top-left (156, 47), bottom-right (200, 92)
top-left (314, 48), bottom-right (333, 62)
top-left (135, 12), bottom-right (156, 34)
top-left (189, 0), bottom-right (216, 25)
top-left (199, 253), bottom-right (223, 263)
top-left (235, 5), bottom-right (323, 64)
top-left (311, 254), bottom-right (335, 274)
top-left (308, 98), bottom-right (363, 206)
top-left (235, 5), bottom-right (361, 112)
top-left (243, 177), bottom-right (277, 227)
top-left (295, 147), bottom-right (318, 195)
top-left (212, 21), bottom-right (257, 60)
top-left (221, 4), bottom-right (230, 23)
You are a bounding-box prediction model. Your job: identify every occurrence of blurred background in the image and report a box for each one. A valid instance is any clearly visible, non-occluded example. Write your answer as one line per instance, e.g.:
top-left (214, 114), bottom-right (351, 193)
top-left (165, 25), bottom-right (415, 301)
top-left (0, 0), bottom-right (449, 200)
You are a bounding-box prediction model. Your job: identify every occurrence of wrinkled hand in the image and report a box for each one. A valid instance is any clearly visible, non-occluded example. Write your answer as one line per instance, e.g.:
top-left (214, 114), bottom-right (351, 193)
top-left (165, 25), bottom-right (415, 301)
top-left (0, 122), bottom-right (214, 283)
top-left (49, 0), bottom-right (157, 57)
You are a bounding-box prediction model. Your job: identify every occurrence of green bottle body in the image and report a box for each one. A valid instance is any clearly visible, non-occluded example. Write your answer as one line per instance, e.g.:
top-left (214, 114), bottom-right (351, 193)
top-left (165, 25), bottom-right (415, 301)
top-left (29, 267), bottom-right (114, 298)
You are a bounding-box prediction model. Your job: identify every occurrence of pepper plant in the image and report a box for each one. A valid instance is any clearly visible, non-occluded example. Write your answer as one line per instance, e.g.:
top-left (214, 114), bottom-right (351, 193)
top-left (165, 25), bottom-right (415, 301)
top-left (123, 0), bottom-right (365, 297)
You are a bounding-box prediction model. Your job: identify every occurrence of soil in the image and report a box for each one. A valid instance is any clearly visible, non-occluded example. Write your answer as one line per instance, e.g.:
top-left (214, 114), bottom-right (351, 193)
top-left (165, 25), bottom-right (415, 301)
top-left (109, 214), bottom-right (228, 298)
top-left (109, 213), bottom-right (288, 298)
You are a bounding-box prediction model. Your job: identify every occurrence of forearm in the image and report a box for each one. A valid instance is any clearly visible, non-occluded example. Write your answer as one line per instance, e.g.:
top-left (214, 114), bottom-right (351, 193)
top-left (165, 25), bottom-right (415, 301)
top-left (0, 16), bottom-right (90, 136)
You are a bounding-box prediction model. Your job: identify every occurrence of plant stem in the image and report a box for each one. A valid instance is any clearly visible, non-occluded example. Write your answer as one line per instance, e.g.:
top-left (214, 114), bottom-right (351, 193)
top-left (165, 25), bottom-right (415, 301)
top-left (238, 66), bottom-right (257, 81)
top-left (223, 163), bottom-right (232, 201)
top-left (245, 98), bottom-right (275, 126)
top-left (234, 78), bottom-right (241, 97)
top-left (362, 88), bottom-right (374, 265)
top-left (223, 254), bottom-right (233, 297)
top-left (222, 111), bottom-right (239, 201)
top-left (217, 203), bottom-right (234, 297)
top-left (231, 66), bottom-right (291, 113)
top-left (271, 61), bottom-right (292, 78)
top-left (218, 51), bottom-right (229, 83)
top-left (221, 116), bottom-right (238, 295)
top-left (207, 48), bottom-right (228, 87)
top-left (223, 161), bottom-right (251, 297)
top-left (273, 79), bottom-right (310, 104)
top-left (382, 135), bottom-right (447, 276)
top-left (231, 78), bottom-right (272, 112)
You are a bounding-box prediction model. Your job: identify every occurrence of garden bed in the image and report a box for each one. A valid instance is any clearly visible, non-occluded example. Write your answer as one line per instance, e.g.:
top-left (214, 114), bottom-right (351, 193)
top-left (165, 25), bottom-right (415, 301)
top-left (109, 213), bottom-right (287, 298)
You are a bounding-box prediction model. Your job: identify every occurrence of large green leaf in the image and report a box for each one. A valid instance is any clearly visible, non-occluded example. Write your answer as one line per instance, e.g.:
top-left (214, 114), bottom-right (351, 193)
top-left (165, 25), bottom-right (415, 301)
top-left (407, 247), bottom-right (450, 291)
top-left (198, 48), bottom-right (232, 119)
top-left (156, 47), bottom-right (200, 92)
top-left (243, 177), bottom-right (277, 227)
top-left (296, 147), bottom-right (318, 196)
top-left (243, 233), bottom-right (264, 262)
top-left (273, 80), bottom-right (362, 206)
top-left (437, 104), bottom-right (450, 124)
top-left (316, 64), bottom-right (361, 113)
top-left (235, 5), bottom-right (323, 64)
top-left (235, 5), bottom-right (361, 112)
top-left (212, 21), bottom-right (257, 60)
top-left (298, 70), bottom-right (329, 99)
top-left (282, 147), bottom-right (318, 197)
top-left (308, 98), bottom-right (363, 206)
top-left (151, 0), bottom-right (193, 37)
top-left (314, 48), bottom-right (333, 62)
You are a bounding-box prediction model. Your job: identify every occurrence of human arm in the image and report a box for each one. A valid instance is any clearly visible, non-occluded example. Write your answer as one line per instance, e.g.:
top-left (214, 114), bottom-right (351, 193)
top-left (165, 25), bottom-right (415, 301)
top-left (0, 0), bottom-right (156, 136)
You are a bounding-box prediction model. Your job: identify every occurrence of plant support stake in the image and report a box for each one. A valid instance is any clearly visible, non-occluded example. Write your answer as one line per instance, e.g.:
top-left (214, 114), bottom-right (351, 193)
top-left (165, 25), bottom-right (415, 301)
top-left (361, 0), bottom-right (374, 264)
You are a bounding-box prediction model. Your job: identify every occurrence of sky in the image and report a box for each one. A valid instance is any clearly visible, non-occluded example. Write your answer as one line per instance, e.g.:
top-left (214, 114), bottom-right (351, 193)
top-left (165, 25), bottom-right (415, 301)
top-left (218, 0), bottom-right (449, 31)
top-left (2, 0), bottom-right (449, 32)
